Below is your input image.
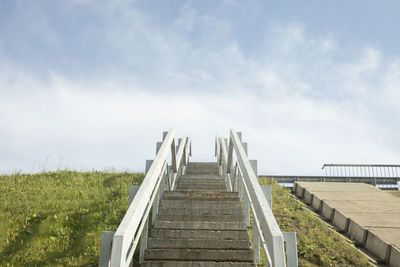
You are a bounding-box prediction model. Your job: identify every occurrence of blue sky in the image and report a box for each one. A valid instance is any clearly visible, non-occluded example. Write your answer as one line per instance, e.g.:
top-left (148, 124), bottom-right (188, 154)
top-left (1, 0), bottom-right (400, 175)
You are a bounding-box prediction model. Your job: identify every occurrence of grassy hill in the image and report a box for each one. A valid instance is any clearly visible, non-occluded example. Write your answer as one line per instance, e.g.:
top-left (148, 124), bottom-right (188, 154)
top-left (0, 171), bottom-right (144, 266)
top-left (0, 171), bottom-right (369, 266)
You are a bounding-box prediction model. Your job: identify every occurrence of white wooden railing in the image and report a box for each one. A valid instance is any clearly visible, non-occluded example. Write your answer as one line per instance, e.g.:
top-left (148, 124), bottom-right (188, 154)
top-left (99, 129), bottom-right (191, 267)
top-left (216, 129), bottom-right (298, 267)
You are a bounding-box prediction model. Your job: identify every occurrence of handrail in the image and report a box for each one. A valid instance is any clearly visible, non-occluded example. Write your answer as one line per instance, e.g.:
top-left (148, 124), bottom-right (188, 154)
top-left (107, 129), bottom-right (190, 266)
top-left (216, 129), bottom-right (292, 266)
top-left (219, 137), bottom-right (233, 191)
top-left (322, 164), bottom-right (400, 179)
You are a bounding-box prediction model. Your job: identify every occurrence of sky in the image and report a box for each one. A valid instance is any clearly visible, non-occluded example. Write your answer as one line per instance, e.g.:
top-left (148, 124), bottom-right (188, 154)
top-left (1, 0), bottom-right (400, 175)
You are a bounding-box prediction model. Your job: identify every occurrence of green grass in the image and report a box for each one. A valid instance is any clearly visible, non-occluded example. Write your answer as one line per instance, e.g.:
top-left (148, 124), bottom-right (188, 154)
top-left (259, 178), bottom-right (370, 267)
top-left (0, 171), bottom-right (144, 266)
top-left (0, 171), bottom-right (370, 266)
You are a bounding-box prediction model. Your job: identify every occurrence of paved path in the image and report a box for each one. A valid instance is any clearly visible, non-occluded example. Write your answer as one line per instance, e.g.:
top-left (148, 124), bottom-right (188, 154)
top-left (294, 182), bottom-right (400, 267)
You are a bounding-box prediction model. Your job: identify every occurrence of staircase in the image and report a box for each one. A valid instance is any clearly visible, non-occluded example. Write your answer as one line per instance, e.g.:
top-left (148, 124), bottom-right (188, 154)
top-left (100, 129), bottom-right (294, 267)
top-left (141, 162), bottom-right (256, 266)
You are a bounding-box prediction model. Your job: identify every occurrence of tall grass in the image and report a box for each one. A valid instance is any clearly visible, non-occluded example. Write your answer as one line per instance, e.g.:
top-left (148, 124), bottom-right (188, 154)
top-left (0, 171), bottom-right (144, 266)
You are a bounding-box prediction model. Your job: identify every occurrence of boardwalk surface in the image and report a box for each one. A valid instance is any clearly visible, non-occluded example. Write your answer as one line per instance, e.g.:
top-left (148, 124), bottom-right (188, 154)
top-left (294, 182), bottom-right (400, 266)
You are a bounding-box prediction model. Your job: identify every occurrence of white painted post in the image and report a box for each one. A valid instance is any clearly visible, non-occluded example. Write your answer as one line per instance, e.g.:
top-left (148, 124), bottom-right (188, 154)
top-left (129, 185), bottom-right (140, 206)
top-left (283, 232), bottom-right (298, 267)
top-left (242, 142), bottom-right (248, 156)
top-left (262, 185), bottom-right (272, 209)
top-left (156, 142), bottom-right (162, 154)
top-left (146, 158), bottom-right (160, 225)
top-left (160, 173), bottom-right (165, 198)
top-left (171, 139), bottom-right (177, 172)
top-left (162, 131), bottom-right (168, 140)
top-left (152, 186), bottom-right (160, 225)
top-left (244, 192), bottom-right (250, 227)
top-left (247, 160), bottom-right (258, 228)
top-left (237, 131), bottom-right (242, 142)
top-left (139, 218), bottom-right (149, 263)
top-left (167, 165), bottom-right (171, 191)
top-left (227, 138), bottom-right (234, 173)
top-left (250, 160), bottom-right (258, 176)
top-left (98, 231), bottom-right (115, 267)
top-left (232, 164), bottom-right (238, 192)
top-left (253, 222), bottom-right (260, 264)
top-left (397, 181), bottom-right (400, 191)
top-left (145, 160), bottom-right (153, 173)
top-left (238, 171), bottom-right (243, 202)
top-left (229, 165), bottom-right (235, 192)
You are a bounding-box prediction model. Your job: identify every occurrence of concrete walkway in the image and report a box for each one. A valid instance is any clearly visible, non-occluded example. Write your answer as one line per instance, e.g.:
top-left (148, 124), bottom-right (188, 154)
top-left (294, 182), bottom-right (400, 267)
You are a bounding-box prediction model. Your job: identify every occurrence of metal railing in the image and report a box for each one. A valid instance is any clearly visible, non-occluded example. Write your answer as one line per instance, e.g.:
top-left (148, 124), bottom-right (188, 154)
top-left (216, 129), bottom-right (298, 267)
top-left (322, 164), bottom-right (400, 186)
top-left (261, 175), bottom-right (400, 189)
top-left (99, 129), bottom-right (191, 267)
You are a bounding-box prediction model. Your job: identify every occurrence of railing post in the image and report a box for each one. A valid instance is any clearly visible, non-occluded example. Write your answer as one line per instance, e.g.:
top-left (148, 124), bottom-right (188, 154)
top-left (139, 218), bottom-right (149, 263)
top-left (145, 158), bottom-right (160, 225)
top-left (145, 160), bottom-right (153, 174)
top-left (98, 231), bottom-right (115, 267)
top-left (129, 185), bottom-right (140, 206)
top-left (238, 170), bottom-right (243, 202)
top-left (242, 142), bottom-right (248, 156)
top-left (215, 136), bottom-right (218, 157)
top-left (250, 160), bottom-right (257, 176)
top-left (232, 163), bottom-right (238, 191)
top-left (244, 191), bottom-right (250, 227)
top-left (171, 139), bottom-right (177, 172)
top-left (160, 172), bottom-right (165, 198)
top-left (156, 142), bottom-right (162, 154)
top-left (227, 138), bottom-right (233, 173)
top-left (184, 138), bottom-right (189, 166)
top-left (167, 165), bottom-right (172, 191)
top-left (236, 131), bottom-right (242, 142)
top-left (152, 186), bottom-right (160, 225)
top-left (262, 185), bottom-right (272, 208)
top-left (283, 232), bottom-right (298, 267)
top-left (253, 222), bottom-right (260, 264)
top-left (162, 131), bottom-right (168, 140)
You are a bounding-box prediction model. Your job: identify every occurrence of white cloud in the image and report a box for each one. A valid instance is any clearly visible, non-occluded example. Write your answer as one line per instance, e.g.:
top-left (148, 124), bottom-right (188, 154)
top-left (1, 4), bottom-right (400, 175)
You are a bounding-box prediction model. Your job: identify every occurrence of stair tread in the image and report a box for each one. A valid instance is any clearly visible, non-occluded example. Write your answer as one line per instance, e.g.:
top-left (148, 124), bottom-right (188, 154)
top-left (154, 221), bottom-right (247, 230)
top-left (145, 248), bottom-right (254, 262)
top-left (158, 207), bottom-right (243, 215)
top-left (148, 238), bottom-right (251, 249)
top-left (140, 261), bottom-right (256, 267)
top-left (157, 214), bottom-right (244, 222)
top-left (150, 229), bottom-right (249, 240)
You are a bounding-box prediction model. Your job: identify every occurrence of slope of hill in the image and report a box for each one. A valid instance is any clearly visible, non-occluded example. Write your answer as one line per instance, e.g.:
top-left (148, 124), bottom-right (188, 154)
top-left (0, 171), bottom-right (144, 266)
top-left (0, 172), bottom-right (370, 266)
